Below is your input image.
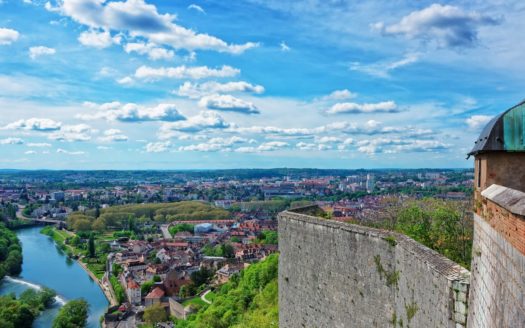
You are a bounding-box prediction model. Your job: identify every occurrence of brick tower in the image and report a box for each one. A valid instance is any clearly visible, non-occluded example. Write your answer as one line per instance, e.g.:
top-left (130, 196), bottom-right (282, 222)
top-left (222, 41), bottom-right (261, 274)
top-left (467, 100), bottom-right (525, 327)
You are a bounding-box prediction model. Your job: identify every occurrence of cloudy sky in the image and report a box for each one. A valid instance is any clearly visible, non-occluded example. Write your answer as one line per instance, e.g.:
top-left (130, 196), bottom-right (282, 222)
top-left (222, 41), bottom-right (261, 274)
top-left (0, 0), bottom-right (524, 169)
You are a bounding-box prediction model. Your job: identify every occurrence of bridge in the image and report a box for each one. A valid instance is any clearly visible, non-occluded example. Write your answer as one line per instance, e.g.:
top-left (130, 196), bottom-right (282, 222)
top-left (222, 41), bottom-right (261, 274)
top-left (30, 218), bottom-right (64, 225)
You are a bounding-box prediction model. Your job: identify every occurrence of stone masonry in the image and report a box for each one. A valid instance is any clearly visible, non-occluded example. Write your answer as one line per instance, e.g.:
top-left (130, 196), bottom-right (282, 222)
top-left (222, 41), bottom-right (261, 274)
top-left (468, 185), bottom-right (525, 327)
top-left (278, 210), bottom-right (470, 328)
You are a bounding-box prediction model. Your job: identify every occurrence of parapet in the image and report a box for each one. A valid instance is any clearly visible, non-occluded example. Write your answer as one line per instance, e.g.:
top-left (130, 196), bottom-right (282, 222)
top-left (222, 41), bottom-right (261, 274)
top-left (278, 208), bottom-right (470, 328)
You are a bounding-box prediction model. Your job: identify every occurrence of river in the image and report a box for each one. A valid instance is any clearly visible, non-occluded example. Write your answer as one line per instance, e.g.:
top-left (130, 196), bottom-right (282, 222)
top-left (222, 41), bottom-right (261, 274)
top-left (0, 226), bottom-right (109, 327)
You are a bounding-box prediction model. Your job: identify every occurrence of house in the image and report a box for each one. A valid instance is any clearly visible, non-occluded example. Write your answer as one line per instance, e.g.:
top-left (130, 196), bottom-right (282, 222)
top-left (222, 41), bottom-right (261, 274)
top-left (215, 263), bottom-right (245, 284)
top-left (144, 287), bottom-right (165, 307)
top-left (126, 279), bottom-right (141, 305)
top-left (164, 269), bottom-right (192, 295)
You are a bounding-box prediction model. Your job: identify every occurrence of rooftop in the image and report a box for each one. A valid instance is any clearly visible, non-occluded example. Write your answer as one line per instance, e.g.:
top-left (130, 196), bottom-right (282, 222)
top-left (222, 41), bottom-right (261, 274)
top-left (468, 99), bottom-right (525, 156)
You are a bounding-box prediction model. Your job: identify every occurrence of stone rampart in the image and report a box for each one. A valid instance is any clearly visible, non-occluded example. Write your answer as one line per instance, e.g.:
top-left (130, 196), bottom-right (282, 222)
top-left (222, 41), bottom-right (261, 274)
top-left (278, 210), bottom-right (470, 328)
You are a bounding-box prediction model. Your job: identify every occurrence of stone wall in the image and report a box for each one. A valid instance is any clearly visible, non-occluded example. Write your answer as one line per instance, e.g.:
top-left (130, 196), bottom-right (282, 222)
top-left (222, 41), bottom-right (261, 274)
top-left (278, 211), bottom-right (470, 328)
top-left (468, 185), bottom-right (525, 327)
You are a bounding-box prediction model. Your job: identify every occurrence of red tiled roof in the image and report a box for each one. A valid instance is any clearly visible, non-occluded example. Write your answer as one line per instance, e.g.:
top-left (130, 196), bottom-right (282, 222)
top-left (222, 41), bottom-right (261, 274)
top-left (127, 279), bottom-right (140, 289)
top-left (146, 287), bottom-right (165, 299)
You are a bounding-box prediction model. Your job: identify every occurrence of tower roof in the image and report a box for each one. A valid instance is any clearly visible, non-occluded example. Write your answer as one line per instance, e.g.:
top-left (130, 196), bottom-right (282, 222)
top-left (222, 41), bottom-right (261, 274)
top-left (468, 99), bottom-right (525, 157)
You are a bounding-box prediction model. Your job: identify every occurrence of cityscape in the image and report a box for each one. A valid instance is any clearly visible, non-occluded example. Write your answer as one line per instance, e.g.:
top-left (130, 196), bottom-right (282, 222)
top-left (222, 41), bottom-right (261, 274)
top-left (0, 0), bottom-right (524, 328)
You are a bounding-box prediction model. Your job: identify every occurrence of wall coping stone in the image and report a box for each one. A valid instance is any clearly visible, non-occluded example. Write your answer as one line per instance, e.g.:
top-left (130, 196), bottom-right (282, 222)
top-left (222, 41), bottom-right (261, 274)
top-left (279, 210), bottom-right (470, 281)
top-left (481, 184), bottom-right (525, 216)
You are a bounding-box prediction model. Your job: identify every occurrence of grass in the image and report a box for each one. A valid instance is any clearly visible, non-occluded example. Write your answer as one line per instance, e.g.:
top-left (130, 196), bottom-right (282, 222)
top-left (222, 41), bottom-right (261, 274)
top-left (204, 291), bottom-right (216, 302)
top-left (182, 297), bottom-right (207, 307)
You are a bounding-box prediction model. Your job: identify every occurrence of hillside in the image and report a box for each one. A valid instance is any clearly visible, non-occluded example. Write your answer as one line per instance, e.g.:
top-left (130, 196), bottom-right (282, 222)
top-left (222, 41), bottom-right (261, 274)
top-left (177, 254), bottom-right (278, 328)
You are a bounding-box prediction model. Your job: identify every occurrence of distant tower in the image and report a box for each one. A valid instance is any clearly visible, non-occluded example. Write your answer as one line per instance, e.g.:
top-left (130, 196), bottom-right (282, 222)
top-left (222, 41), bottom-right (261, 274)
top-left (466, 100), bottom-right (525, 328)
top-left (365, 174), bottom-right (375, 193)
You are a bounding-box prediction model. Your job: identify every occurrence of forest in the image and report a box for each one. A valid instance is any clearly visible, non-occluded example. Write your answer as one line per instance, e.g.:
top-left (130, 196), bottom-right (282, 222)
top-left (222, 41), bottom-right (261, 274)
top-left (66, 201), bottom-right (229, 232)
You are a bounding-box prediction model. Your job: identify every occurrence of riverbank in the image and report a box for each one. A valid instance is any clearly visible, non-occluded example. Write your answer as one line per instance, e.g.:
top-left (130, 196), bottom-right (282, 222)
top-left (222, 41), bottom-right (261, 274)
top-left (1, 226), bottom-right (109, 328)
top-left (40, 226), bottom-right (117, 307)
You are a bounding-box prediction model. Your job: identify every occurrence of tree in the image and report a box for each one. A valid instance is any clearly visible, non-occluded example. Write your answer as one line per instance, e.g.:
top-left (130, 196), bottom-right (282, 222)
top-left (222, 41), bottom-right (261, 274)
top-left (143, 304), bottom-right (167, 324)
top-left (88, 234), bottom-right (95, 258)
top-left (52, 299), bottom-right (89, 328)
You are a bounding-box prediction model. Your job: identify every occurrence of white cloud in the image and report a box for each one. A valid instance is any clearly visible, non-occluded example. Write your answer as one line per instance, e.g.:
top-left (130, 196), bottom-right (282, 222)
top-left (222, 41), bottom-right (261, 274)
top-left (179, 136), bottom-right (250, 152)
top-left (175, 81), bottom-right (264, 99)
top-left (187, 4), bottom-right (205, 14)
top-left (133, 65), bottom-right (239, 81)
top-left (117, 76), bottom-right (134, 85)
top-left (124, 42), bottom-right (174, 60)
top-left (29, 46), bottom-right (56, 59)
top-left (57, 148), bottom-right (86, 155)
top-left (0, 137), bottom-right (24, 145)
top-left (373, 4), bottom-right (500, 48)
top-left (357, 138), bottom-right (449, 155)
top-left (0, 28), bottom-right (19, 45)
top-left (99, 129), bottom-right (128, 142)
top-left (327, 101), bottom-right (398, 114)
top-left (466, 115), bottom-right (493, 130)
top-left (280, 41), bottom-right (290, 52)
top-left (27, 142), bottom-right (52, 147)
top-left (145, 141), bottom-right (171, 153)
top-left (49, 124), bottom-right (93, 142)
top-left (350, 53), bottom-right (420, 78)
top-left (235, 141), bottom-right (288, 153)
top-left (320, 89), bottom-right (357, 101)
top-left (78, 29), bottom-right (118, 49)
top-left (79, 102), bottom-right (185, 122)
top-left (55, 0), bottom-right (258, 54)
top-left (3, 118), bottom-right (61, 131)
top-left (159, 111), bottom-right (230, 135)
top-left (198, 94), bottom-right (259, 114)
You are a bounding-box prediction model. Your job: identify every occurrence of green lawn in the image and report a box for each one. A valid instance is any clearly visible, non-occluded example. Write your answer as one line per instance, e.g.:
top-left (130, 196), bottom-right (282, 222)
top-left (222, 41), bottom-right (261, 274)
top-left (182, 297), bottom-right (207, 307)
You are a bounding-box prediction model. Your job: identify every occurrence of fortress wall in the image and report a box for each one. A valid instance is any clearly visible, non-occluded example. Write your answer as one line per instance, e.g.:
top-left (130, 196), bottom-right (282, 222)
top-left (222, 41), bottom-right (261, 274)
top-left (279, 211), bottom-right (470, 328)
top-left (468, 186), bottom-right (525, 328)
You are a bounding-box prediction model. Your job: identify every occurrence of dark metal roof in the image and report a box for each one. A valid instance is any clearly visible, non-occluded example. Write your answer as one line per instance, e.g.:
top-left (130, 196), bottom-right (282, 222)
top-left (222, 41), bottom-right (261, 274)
top-left (468, 99), bottom-right (525, 157)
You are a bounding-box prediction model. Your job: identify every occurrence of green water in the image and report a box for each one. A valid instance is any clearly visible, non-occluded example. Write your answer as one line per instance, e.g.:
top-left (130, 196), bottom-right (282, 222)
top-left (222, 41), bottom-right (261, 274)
top-left (0, 226), bottom-right (109, 327)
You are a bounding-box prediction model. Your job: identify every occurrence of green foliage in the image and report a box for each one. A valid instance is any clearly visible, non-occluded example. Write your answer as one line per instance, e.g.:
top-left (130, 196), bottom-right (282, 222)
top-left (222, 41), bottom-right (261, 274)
top-left (0, 287), bottom-right (58, 328)
top-left (88, 233), bottom-right (95, 258)
top-left (143, 304), bottom-right (168, 324)
top-left (395, 199), bottom-right (473, 269)
top-left (0, 223), bottom-right (23, 279)
top-left (141, 280), bottom-right (155, 296)
top-left (19, 287), bottom-right (57, 311)
top-left (177, 254), bottom-right (278, 328)
top-left (190, 268), bottom-right (213, 287)
top-left (67, 202), bottom-right (228, 232)
top-left (202, 244), bottom-right (235, 258)
top-left (52, 299), bottom-right (89, 328)
top-left (0, 294), bottom-right (35, 328)
top-left (405, 302), bottom-right (418, 322)
top-left (256, 230), bottom-right (278, 245)
top-left (169, 223), bottom-right (194, 236)
top-left (109, 276), bottom-right (125, 304)
top-left (368, 198), bottom-right (473, 269)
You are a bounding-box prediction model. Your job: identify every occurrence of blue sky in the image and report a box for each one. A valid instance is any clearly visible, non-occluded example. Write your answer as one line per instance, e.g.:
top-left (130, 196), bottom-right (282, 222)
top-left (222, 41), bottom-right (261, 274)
top-left (0, 0), bottom-right (524, 169)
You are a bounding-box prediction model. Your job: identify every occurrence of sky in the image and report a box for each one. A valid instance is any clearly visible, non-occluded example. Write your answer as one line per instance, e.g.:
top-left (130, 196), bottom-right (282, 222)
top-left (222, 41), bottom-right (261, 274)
top-left (0, 0), bottom-right (524, 170)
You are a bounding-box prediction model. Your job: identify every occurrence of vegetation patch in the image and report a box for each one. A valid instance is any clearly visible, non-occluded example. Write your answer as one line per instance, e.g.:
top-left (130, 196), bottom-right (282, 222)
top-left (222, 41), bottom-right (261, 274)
top-left (177, 254), bottom-right (278, 328)
top-left (405, 302), bottom-right (418, 322)
top-left (0, 223), bottom-right (23, 280)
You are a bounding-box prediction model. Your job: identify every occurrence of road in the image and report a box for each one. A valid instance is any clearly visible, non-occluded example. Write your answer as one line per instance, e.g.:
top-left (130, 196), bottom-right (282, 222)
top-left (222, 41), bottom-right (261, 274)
top-left (160, 224), bottom-right (172, 239)
top-left (201, 289), bottom-right (212, 305)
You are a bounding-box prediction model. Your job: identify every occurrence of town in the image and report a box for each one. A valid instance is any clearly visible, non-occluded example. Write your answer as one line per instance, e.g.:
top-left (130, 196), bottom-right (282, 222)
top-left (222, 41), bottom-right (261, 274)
top-left (0, 168), bottom-right (473, 326)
